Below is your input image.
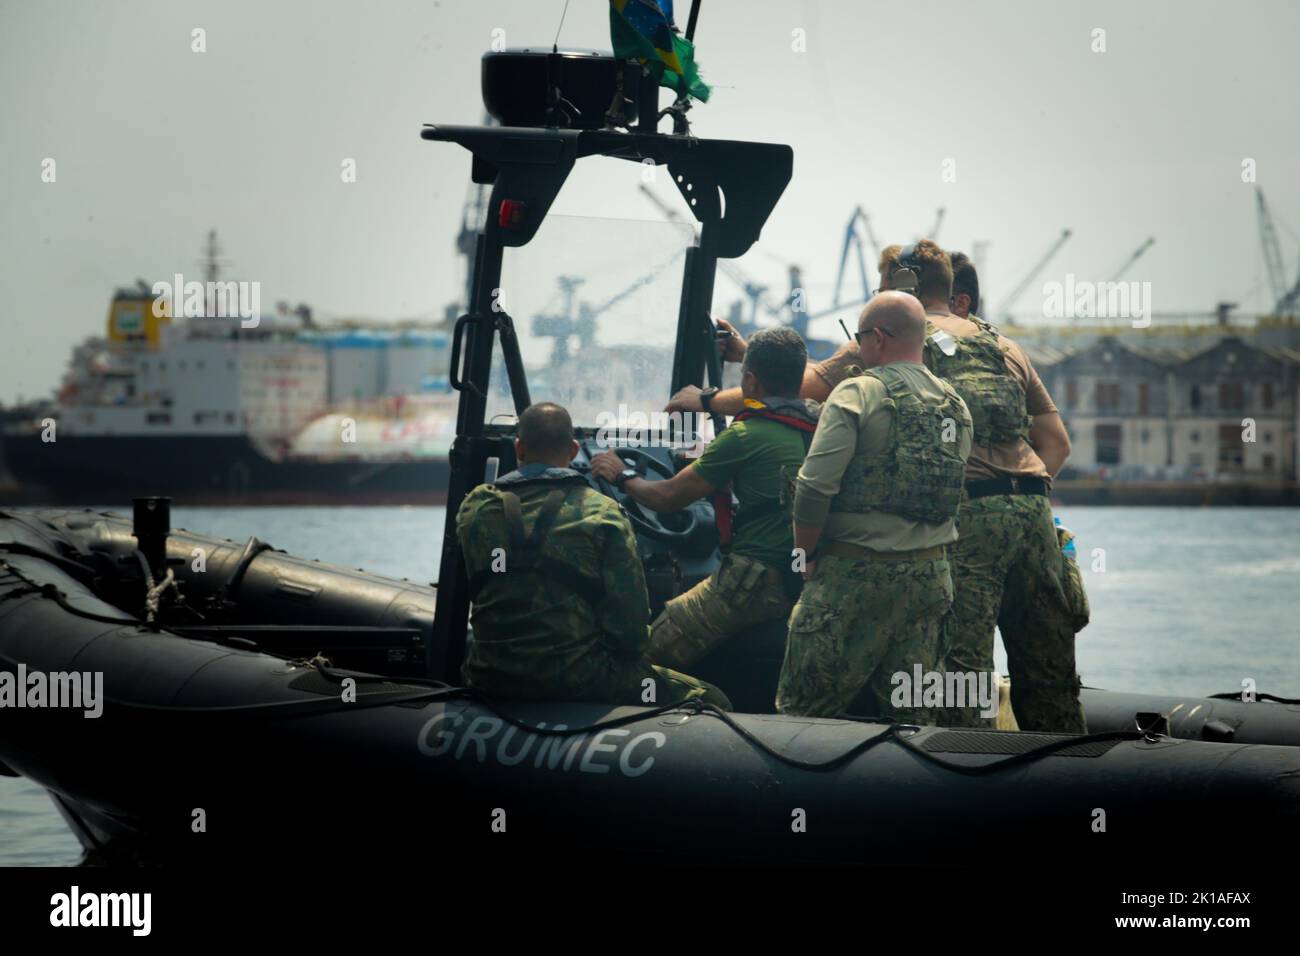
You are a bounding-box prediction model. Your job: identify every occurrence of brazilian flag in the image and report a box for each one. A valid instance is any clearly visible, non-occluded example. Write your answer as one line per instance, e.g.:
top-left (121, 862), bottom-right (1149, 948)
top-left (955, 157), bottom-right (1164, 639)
top-left (610, 0), bottom-right (710, 103)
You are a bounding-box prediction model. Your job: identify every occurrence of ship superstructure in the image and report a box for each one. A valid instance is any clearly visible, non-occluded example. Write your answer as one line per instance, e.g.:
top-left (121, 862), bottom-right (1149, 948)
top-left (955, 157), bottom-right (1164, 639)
top-left (3, 260), bottom-right (455, 503)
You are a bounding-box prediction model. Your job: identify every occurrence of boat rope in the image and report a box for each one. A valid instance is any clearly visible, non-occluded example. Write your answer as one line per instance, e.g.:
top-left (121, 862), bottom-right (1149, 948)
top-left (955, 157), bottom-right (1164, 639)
top-left (454, 689), bottom-right (1139, 775)
top-left (0, 559), bottom-right (142, 627)
top-left (0, 547), bottom-right (1181, 775)
top-left (303, 665), bottom-right (1158, 775)
top-left (97, 660), bottom-right (1152, 776)
top-left (131, 548), bottom-right (180, 626)
top-left (0, 584), bottom-right (41, 603)
top-left (142, 566), bottom-right (177, 625)
top-left (0, 568), bottom-right (1159, 775)
top-left (0, 542), bottom-right (99, 584)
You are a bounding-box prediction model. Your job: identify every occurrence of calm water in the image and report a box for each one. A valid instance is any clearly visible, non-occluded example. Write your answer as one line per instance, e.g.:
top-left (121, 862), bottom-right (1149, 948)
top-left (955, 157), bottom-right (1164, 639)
top-left (2, 505), bottom-right (1297, 865)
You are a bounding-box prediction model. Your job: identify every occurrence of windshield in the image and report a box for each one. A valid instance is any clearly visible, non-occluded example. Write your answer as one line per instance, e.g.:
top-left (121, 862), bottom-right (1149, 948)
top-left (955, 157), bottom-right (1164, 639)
top-left (485, 214), bottom-right (696, 429)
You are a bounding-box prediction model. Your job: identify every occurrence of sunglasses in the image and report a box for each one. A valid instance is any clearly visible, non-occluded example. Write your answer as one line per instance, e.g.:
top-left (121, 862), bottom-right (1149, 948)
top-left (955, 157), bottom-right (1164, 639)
top-left (854, 325), bottom-right (895, 344)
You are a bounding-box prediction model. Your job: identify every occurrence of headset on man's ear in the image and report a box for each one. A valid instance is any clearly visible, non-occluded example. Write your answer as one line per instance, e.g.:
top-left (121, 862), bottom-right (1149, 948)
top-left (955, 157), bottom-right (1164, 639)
top-left (890, 243), bottom-right (922, 297)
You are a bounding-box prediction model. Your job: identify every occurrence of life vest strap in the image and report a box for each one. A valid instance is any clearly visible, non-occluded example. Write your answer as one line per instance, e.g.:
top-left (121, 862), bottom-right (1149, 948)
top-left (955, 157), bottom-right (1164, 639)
top-left (467, 488), bottom-right (605, 607)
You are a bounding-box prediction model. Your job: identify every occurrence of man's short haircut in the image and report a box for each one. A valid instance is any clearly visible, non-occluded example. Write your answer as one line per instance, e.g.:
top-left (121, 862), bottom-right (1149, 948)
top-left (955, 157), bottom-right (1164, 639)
top-left (742, 326), bottom-right (808, 397)
top-left (878, 239), bottom-right (953, 302)
top-left (949, 251), bottom-right (980, 314)
top-left (518, 402), bottom-right (574, 457)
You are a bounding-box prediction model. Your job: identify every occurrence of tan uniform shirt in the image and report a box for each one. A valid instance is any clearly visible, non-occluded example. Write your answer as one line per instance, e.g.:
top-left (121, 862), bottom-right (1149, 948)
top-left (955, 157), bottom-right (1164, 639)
top-left (812, 315), bottom-right (1055, 482)
top-left (794, 361), bottom-right (973, 551)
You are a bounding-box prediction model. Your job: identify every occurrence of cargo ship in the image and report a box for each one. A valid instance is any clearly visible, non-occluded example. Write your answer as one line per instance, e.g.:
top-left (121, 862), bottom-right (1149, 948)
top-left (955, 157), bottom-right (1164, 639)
top-left (1, 279), bottom-right (455, 505)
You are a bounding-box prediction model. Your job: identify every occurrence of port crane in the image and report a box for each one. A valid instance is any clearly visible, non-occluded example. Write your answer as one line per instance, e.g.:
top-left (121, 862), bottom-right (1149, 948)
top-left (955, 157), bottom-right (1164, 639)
top-left (1108, 237), bottom-right (1156, 283)
top-left (832, 206), bottom-right (881, 309)
top-left (995, 228), bottom-right (1073, 321)
top-left (638, 183), bottom-right (799, 331)
top-left (534, 247), bottom-right (689, 365)
top-left (924, 207), bottom-right (945, 242)
top-left (1256, 187), bottom-right (1300, 317)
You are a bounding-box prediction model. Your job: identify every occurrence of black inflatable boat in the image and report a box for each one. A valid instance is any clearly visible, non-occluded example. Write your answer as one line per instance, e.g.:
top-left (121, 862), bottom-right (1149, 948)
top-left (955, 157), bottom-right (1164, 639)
top-left (2, 507), bottom-right (1298, 865)
top-left (4, 49), bottom-right (1298, 866)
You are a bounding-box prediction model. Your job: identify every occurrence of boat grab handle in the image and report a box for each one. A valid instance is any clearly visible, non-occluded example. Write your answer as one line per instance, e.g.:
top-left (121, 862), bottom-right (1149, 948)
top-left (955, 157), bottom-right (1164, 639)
top-left (449, 313), bottom-right (483, 396)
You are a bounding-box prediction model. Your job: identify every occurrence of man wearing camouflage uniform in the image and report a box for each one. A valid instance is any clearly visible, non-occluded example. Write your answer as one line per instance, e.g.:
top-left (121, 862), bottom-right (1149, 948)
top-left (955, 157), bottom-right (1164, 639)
top-left (457, 402), bottom-right (731, 708)
top-left (591, 328), bottom-right (818, 670)
top-left (883, 241), bottom-right (1085, 733)
top-left (776, 292), bottom-right (972, 721)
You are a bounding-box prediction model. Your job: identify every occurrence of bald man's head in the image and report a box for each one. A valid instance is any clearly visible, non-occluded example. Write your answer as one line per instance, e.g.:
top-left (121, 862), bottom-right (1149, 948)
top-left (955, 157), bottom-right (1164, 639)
top-left (859, 291), bottom-right (928, 349)
top-left (515, 401), bottom-right (578, 468)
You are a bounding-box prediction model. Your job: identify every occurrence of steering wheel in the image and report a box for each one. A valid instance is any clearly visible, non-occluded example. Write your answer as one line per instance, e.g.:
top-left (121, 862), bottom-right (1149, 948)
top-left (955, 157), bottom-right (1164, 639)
top-left (582, 443), bottom-right (700, 545)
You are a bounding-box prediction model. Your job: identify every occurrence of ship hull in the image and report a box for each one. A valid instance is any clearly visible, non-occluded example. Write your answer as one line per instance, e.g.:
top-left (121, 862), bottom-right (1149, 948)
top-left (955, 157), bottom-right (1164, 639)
top-left (1, 433), bottom-right (448, 505)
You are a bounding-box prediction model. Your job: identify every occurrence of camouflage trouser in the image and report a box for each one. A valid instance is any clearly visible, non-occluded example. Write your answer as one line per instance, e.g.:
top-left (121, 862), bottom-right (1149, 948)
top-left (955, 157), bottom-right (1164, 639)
top-left (939, 494), bottom-right (1087, 734)
top-left (775, 552), bottom-right (952, 722)
top-left (647, 553), bottom-right (795, 670)
top-left (640, 663), bottom-right (733, 710)
top-left (580, 653), bottom-right (733, 710)
top-left (469, 649), bottom-right (732, 710)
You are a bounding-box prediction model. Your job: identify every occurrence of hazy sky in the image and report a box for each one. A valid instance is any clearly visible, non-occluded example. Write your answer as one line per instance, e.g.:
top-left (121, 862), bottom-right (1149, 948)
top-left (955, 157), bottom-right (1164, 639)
top-left (3, 0), bottom-right (1299, 404)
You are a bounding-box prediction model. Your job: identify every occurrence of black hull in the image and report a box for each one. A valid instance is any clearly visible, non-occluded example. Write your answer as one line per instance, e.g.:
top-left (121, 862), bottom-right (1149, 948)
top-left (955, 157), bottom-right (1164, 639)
top-left (1, 509), bottom-right (1299, 866)
top-left (2, 433), bottom-right (449, 505)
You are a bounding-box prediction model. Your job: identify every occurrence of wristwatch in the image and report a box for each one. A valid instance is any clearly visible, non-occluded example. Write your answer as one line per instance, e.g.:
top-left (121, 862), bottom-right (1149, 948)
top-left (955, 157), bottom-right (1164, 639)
top-left (614, 466), bottom-right (639, 489)
top-left (699, 386), bottom-right (720, 414)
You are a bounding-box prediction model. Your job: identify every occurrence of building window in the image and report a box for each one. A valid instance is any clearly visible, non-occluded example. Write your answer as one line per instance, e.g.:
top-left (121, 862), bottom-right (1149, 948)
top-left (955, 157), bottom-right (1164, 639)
top-left (1262, 383), bottom-right (1274, 409)
top-left (1137, 382), bottom-right (1150, 415)
top-left (1095, 424), bottom-right (1122, 465)
top-left (1217, 424), bottom-right (1244, 473)
top-left (1190, 385), bottom-right (1202, 410)
top-left (194, 411), bottom-right (221, 426)
top-left (1264, 455), bottom-right (1276, 471)
top-left (1264, 432), bottom-right (1272, 444)
top-left (1095, 382), bottom-right (1121, 412)
top-left (146, 412), bottom-right (172, 425)
top-left (1219, 382), bottom-right (1244, 411)
top-left (1066, 379), bottom-right (1078, 408)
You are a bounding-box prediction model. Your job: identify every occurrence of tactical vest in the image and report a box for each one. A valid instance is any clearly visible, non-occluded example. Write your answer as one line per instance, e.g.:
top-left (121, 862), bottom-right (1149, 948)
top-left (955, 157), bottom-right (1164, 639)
top-left (829, 364), bottom-right (968, 524)
top-left (464, 470), bottom-right (606, 609)
top-left (922, 317), bottom-right (1031, 446)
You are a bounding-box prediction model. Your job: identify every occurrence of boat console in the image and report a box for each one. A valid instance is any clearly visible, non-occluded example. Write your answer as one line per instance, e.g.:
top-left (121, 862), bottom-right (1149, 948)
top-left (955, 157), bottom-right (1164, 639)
top-left (425, 48), bottom-right (793, 695)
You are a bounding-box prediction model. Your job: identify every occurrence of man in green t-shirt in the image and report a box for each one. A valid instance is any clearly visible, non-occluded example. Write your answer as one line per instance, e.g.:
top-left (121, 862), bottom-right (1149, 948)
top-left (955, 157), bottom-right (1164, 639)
top-left (590, 327), bottom-right (819, 670)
